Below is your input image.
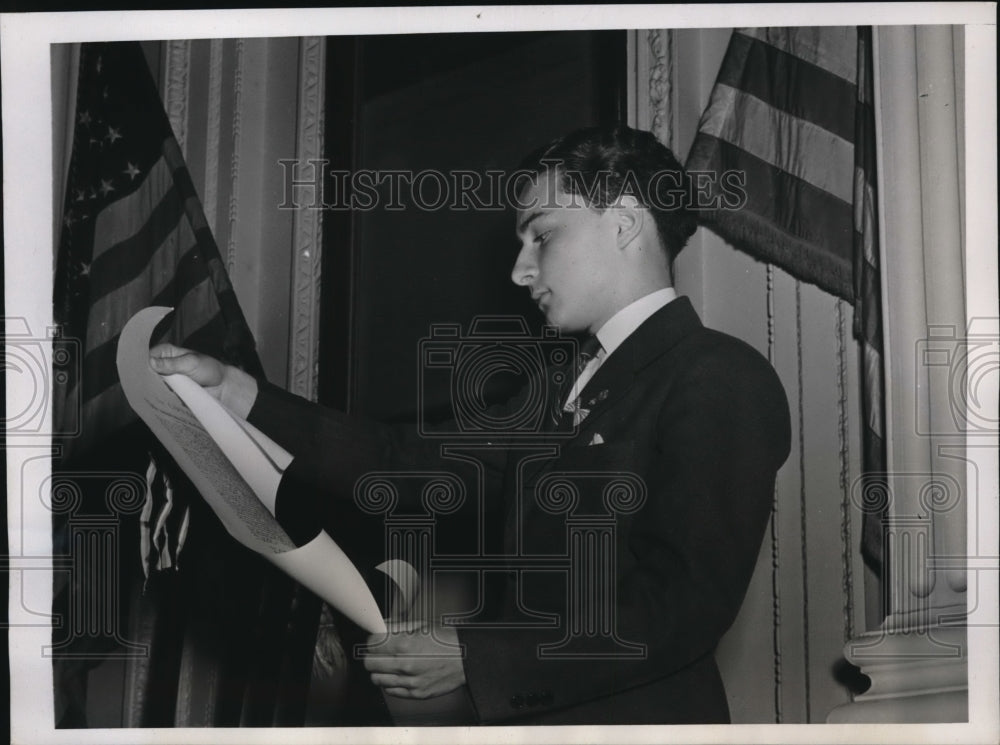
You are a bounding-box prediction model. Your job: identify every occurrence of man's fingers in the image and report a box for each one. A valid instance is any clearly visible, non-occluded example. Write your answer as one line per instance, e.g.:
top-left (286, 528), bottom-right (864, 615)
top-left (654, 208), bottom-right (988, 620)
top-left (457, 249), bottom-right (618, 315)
top-left (369, 673), bottom-right (412, 689)
top-left (149, 350), bottom-right (197, 376)
top-left (382, 686), bottom-right (416, 699)
top-left (363, 651), bottom-right (414, 675)
top-left (148, 345), bottom-right (226, 388)
top-left (149, 343), bottom-right (194, 373)
top-left (149, 343), bottom-right (190, 359)
top-left (372, 676), bottom-right (436, 700)
top-left (385, 619), bottom-right (423, 634)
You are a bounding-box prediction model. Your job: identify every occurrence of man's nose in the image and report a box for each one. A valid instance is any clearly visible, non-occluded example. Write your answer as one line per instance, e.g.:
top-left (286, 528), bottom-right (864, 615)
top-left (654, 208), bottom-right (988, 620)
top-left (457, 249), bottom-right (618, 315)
top-left (510, 245), bottom-right (536, 286)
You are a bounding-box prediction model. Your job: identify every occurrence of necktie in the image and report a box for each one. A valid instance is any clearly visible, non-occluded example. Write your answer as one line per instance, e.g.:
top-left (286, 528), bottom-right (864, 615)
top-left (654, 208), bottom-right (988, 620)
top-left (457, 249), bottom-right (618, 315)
top-left (556, 336), bottom-right (603, 422)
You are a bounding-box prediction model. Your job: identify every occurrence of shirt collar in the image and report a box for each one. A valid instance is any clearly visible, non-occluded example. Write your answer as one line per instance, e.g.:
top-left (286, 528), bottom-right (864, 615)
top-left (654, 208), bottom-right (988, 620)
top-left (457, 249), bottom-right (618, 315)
top-left (595, 287), bottom-right (677, 357)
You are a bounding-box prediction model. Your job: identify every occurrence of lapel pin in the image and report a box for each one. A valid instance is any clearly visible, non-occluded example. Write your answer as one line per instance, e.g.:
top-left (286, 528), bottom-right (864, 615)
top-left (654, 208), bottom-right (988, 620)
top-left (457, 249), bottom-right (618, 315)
top-left (587, 389), bottom-right (609, 407)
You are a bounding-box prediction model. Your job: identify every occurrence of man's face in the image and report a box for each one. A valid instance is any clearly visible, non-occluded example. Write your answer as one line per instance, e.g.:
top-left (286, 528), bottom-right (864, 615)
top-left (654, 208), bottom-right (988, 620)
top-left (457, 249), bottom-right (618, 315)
top-left (511, 170), bottom-right (622, 334)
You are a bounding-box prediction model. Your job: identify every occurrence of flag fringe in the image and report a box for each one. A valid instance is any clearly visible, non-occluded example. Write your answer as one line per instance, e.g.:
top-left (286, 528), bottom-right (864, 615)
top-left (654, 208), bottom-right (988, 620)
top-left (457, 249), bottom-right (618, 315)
top-left (698, 207), bottom-right (854, 300)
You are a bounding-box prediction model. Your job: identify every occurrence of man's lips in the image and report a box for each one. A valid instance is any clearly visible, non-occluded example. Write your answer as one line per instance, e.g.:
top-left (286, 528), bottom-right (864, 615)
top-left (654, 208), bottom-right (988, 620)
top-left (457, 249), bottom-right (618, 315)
top-left (531, 290), bottom-right (550, 305)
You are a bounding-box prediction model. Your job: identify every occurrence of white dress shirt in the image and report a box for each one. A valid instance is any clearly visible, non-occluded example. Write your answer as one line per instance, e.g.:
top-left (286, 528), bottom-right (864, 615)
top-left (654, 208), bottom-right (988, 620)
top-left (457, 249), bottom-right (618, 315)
top-left (563, 286), bottom-right (677, 410)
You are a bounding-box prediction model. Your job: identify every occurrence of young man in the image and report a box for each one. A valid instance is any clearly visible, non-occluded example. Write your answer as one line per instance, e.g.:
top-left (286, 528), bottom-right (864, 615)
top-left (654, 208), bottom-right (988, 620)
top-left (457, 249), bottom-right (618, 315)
top-left (151, 125), bottom-right (791, 724)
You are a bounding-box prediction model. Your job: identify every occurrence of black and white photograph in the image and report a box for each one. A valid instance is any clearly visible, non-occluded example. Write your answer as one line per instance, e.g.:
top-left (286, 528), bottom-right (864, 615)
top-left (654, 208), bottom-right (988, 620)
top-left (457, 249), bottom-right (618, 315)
top-left (2, 4), bottom-right (997, 743)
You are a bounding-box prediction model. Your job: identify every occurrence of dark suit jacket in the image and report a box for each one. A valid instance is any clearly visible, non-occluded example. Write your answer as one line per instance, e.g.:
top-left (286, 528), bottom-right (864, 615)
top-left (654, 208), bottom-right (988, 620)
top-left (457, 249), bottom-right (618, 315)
top-left (248, 296), bottom-right (791, 725)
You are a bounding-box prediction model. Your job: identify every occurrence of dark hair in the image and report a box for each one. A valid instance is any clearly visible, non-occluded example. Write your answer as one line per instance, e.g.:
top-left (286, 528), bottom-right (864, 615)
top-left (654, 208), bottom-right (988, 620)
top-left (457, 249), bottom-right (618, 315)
top-left (518, 125), bottom-right (697, 262)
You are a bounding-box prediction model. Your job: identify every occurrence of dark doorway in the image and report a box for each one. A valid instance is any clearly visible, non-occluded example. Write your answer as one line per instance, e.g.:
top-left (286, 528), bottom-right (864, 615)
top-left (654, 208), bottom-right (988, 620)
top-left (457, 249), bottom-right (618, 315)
top-left (319, 31), bottom-right (627, 419)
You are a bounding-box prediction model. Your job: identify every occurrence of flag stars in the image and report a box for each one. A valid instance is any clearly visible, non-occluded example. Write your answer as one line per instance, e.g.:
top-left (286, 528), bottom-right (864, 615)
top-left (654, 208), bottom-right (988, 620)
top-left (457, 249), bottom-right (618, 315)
top-left (78, 110), bottom-right (92, 126)
top-left (106, 126), bottom-right (122, 144)
top-left (123, 162), bottom-right (141, 180)
top-left (99, 179), bottom-right (116, 197)
top-left (79, 262), bottom-right (91, 277)
top-left (74, 189), bottom-right (87, 202)
top-left (63, 211), bottom-right (76, 228)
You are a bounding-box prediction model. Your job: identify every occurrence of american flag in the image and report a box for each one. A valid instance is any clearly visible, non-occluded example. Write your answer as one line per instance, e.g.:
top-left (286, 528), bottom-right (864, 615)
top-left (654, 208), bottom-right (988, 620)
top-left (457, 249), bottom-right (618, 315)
top-left (53, 41), bottom-right (262, 465)
top-left (51, 41), bottom-right (279, 727)
top-left (685, 27), bottom-right (886, 568)
top-left (53, 41), bottom-right (264, 573)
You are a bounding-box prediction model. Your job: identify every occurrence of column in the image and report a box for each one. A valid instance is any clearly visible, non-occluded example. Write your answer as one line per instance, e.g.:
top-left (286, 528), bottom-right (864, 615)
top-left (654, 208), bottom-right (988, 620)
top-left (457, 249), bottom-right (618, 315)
top-left (828, 26), bottom-right (969, 723)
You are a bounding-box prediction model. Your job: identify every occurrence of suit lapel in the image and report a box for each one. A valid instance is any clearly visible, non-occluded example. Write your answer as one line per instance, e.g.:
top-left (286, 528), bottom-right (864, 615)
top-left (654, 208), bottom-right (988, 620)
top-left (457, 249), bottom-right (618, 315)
top-left (521, 296), bottom-right (704, 483)
top-left (571, 296), bottom-right (703, 435)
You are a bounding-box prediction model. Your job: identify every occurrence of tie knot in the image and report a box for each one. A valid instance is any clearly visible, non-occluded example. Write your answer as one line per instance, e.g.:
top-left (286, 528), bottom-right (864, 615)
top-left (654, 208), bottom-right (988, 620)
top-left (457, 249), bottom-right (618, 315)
top-left (579, 335), bottom-right (602, 362)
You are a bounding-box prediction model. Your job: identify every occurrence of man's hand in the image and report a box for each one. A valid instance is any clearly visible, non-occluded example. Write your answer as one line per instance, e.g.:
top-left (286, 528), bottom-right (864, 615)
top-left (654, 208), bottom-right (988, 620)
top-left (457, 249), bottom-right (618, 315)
top-left (364, 621), bottom-right (466, 699)
top-left (150, 343), bottom-right (225, 388)
top-left (149, 343), bottom-right (258, 417)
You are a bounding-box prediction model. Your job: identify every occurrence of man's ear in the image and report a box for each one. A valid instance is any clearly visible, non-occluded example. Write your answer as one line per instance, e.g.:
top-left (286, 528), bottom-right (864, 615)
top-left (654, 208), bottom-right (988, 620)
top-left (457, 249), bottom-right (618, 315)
top-left (614, 195), bottom-right (644, 250)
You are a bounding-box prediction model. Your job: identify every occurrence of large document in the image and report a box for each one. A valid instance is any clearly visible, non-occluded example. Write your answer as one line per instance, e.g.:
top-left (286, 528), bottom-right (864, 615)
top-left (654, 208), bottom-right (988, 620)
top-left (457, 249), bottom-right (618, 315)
top-left (117, 306), bottom-right (398, 634)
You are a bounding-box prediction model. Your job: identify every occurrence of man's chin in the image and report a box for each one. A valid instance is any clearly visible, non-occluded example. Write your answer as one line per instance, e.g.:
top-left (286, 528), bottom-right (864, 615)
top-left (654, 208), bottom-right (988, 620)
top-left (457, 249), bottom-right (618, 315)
top-left (541, 309), bottom-right (564, 330)
top-left (543, 313), bottom-right (584, 335)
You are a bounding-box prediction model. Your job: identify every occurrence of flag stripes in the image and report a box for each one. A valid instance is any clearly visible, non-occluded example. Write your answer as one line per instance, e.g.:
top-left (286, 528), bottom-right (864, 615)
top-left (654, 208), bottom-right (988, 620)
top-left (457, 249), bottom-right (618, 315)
top-left (739, 27), bottom-right (857, 81)
top-left (87, 189), bottom-right (187, 303)
top-left (89, 158), bottom-right (174, 262)
top-left (687, 136), bottom-right (854, 297)
top-left (697, 83), bottom-right (855, 202)
top-left (685, 27), bottom-right (860, 300)
top-left (715, 32), bottom-right (856, 142)
top-left (685, 26), bottom-right (887, 570)
top-left (81, 276), bottom-right (220, 403)
top-left (54, 41), bottom-right (261, 462)
top-left (160, 138), bottom-right (261, 376)
top-left (88, 238), bottom-right (202, 355)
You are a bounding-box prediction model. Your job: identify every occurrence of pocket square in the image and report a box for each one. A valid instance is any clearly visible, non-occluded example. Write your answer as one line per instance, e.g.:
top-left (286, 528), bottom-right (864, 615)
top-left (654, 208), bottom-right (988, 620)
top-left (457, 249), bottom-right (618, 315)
top-left (587, 433), bottom-right (604, 446)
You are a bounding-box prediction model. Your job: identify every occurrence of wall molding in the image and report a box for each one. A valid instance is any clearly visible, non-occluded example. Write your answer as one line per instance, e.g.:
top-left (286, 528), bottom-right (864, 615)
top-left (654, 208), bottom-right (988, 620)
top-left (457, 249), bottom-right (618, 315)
top-left (226, 39), bottom-right (245, 276)
top-left (162, 40), bottom-right (191, 153)
top-left (288, 37), bottom-right (326, 401)
top-left (626, 29), bottom-right (674, 148)
top-left (202, 39), bottom-right (225, 238)
top-left (646, 29), bottom-right (673, 148)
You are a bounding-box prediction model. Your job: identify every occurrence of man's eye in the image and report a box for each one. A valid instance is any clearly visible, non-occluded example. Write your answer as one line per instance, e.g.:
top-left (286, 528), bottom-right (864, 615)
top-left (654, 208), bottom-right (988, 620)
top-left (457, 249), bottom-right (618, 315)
top-left (536, 231), bottom-right (551, 245)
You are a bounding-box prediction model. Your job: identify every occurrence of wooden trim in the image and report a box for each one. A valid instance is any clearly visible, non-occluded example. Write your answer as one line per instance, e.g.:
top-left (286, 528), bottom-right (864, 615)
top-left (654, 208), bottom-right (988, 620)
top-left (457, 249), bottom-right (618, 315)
top-left (318, 36), bottom-right (360, 411)
top-left (202, 39), bottom-right (224, 238)
top-left (289, 37), bottom-right (326, 402)
top-left (647, 29), bottom-right (673, 148)
top-left (225, 39), bottom-right (245, 276)
top-left (162, 40), bottom-right (191, 154)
